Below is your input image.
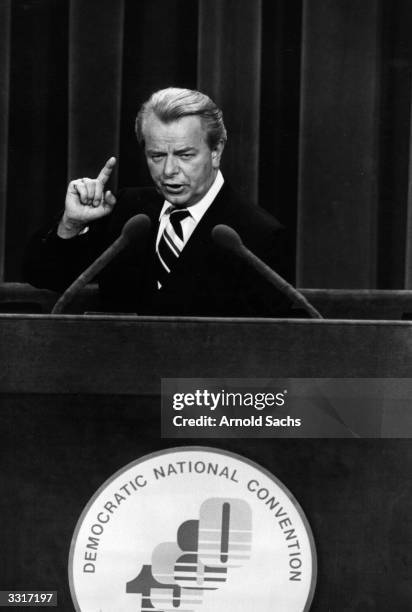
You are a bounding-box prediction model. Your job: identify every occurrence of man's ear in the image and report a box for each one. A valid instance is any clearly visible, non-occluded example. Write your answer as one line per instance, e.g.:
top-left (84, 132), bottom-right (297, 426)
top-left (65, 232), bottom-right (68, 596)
top-left (211, 140), bottom-right (225, 168)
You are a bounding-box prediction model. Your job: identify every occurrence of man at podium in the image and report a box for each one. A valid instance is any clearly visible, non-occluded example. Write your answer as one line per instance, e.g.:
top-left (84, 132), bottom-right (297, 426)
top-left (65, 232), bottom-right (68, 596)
top-left (24, 87), bottom-right (296, 317)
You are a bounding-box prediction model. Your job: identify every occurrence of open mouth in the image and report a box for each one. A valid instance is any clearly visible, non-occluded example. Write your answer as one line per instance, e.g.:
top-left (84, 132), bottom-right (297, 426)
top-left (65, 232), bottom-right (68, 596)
top-left (163, 183), bottom-right (186, 194)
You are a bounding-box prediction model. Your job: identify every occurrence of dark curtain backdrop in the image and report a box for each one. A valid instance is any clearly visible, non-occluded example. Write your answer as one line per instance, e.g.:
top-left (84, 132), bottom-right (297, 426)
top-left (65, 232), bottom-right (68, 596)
top-left (2, 0), bottom-right (412, 288)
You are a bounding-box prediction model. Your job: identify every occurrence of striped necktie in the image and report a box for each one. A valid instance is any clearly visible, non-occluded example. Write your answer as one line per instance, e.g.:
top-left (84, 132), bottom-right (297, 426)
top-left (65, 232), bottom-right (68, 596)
top-left (156, 207), bottom-right (191, 288)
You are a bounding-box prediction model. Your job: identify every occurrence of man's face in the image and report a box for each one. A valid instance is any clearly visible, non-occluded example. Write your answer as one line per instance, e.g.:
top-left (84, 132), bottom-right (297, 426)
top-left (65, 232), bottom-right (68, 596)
top-left (143, 113), bottom-right (224, 208)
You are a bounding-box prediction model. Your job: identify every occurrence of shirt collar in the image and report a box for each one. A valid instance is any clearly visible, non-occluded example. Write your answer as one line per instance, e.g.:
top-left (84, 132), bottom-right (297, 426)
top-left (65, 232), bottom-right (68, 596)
top-left (159, 170), bottom-right (224, 221)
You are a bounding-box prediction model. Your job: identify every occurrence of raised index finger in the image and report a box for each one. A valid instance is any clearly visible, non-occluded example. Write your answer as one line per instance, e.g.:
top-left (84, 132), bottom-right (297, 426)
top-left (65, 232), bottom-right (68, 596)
top-left (96, 156), bottom-right (116, 185)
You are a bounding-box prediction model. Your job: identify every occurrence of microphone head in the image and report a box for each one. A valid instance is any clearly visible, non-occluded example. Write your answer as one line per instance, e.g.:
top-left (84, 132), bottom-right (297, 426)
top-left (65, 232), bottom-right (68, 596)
top-left (212, 224), bottom-right (243, 253)
top-left (121, 214), bottom-right (151, 246)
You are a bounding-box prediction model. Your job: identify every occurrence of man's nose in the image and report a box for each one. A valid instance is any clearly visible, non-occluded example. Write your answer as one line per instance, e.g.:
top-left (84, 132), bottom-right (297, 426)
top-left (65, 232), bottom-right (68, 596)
top-left (163, 155), bottom-right (179, 177)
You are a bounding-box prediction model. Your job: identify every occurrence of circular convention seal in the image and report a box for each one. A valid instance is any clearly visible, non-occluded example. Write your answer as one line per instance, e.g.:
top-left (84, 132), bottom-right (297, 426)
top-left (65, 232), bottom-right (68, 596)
top-left (69, 447), bottom-right (317, 611)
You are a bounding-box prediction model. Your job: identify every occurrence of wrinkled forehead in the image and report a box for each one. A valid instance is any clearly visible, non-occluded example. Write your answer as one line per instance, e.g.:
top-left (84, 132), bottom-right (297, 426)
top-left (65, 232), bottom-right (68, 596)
top-left (142, 112), bottom-right (209, 151)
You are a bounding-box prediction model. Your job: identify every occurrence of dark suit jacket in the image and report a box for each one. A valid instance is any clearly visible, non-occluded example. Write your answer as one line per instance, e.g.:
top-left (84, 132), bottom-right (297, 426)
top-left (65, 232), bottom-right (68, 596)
top-left (24, 184), bottom-right (297, 317)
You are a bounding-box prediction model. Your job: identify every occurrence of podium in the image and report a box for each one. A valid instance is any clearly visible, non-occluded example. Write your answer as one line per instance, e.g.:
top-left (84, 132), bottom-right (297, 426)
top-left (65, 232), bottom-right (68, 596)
top-left (1, 313), bottom-right (412, 609)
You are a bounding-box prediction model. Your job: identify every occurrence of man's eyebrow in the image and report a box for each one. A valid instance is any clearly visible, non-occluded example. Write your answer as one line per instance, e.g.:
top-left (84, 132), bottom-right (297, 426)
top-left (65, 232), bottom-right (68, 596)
top-left (175, 146), bottom-right (197, 153)
top-left (145, 146), bottom-right (197, 155)
top-left (146, 148), bottom-right (165, 155)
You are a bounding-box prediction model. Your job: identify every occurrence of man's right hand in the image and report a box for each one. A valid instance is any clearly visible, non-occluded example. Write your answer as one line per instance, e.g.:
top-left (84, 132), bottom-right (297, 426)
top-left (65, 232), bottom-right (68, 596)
top-left (58, 157), bottom-right (117, 238)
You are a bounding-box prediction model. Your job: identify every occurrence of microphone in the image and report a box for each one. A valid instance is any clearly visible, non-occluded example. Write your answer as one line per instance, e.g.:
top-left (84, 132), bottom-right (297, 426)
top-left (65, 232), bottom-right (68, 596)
top-left (52, 214), bottom-right (151, 314)
top-left (212, 224), bottom-right (323, 319)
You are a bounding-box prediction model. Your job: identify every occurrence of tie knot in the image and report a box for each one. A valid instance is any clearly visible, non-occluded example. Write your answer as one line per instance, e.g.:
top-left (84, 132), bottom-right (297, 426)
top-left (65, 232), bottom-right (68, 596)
top-left (167, 208), bottom-right (191, 239)
top-left (168, 207), bottom-right (190, 220)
